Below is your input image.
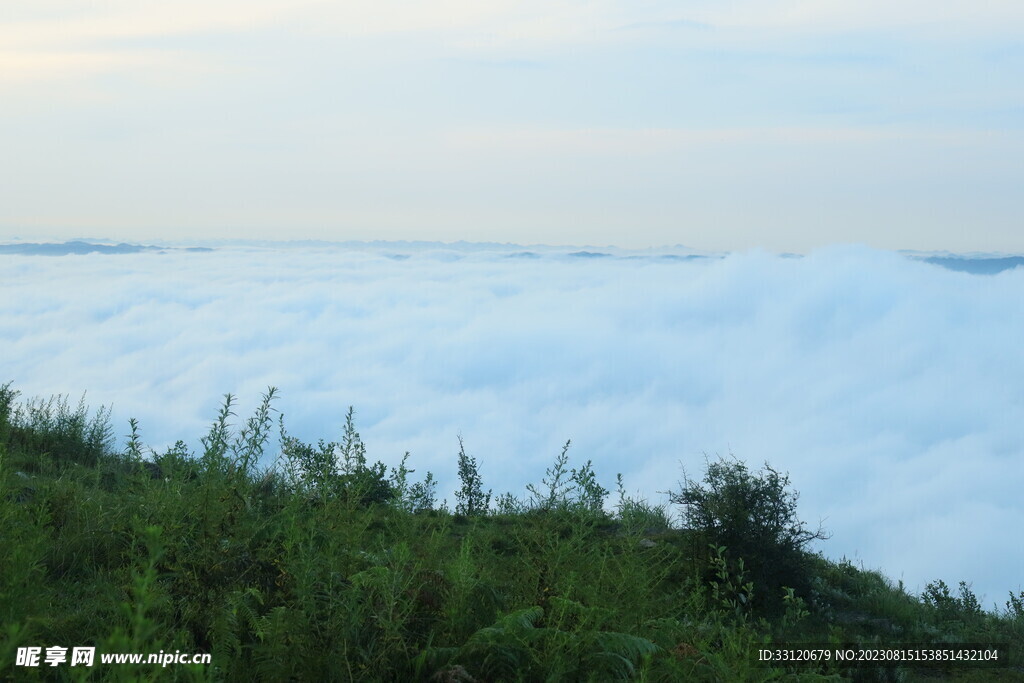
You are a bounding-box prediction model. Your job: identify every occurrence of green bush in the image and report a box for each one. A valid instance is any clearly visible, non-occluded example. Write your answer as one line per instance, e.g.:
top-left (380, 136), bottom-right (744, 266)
top-left (1, 385), bottom-right (113, 468)
top-left (0, 383), bottom-right (16, 440)
top-left (524, 440), bottom-right (609, 516)
top-left (615, 473), bottom-right (674, 534)
top-left (279, 405), bottom-right (396, 507)
top-left (454, 436), bottom-right (490, 516)
top-left (670, 456), bottom-right (828, 615)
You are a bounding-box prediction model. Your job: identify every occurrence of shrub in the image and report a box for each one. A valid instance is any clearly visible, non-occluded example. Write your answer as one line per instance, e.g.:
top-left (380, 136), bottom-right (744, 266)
top-left (389, 452), bottom-right (437, 513)
top-left (525, 440), bottom-right (609, 516)
top-left (669, 456), bottom-right (828, 614)
top-left (615, 473), bottom-right (673, 533)
top-left (568, 458), bottom-right (608, 516)
top-left (4, 389), bottom-right (113, 467)
top-left (279, 406), bottom-right (395, 507)
top-left (0, 382), bottom-right (17, 441)
top-left (1007, 591), bottom-right (1024, 621)
top-left (922, 579), bottom-right (984, 634)
top-left (454, 436), bottom-right (490, 516)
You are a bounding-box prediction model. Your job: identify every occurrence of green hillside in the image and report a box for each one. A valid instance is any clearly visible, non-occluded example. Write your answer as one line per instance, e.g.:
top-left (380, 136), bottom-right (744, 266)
top-left (1, 383), bottom-right (1020, 681)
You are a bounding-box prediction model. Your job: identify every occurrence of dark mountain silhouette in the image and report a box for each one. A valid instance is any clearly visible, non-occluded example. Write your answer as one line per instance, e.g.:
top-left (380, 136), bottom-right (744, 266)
top-left (924, 256), bottom-right (1024, 275)
top-left (0, 241), bottom-right (213, 255)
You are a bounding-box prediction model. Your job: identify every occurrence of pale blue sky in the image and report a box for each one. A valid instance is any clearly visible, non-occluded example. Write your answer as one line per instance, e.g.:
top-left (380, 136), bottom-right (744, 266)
top-left (1, 1), bottom-right (1022, 251)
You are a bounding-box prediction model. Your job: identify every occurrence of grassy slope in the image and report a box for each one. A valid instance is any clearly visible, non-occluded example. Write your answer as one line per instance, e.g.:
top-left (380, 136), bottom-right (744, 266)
top-left (0, 383), bottom-right (1021, 682)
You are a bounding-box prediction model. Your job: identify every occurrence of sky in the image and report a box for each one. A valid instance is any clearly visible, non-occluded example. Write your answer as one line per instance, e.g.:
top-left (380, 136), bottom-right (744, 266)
top-left (2, 244), bottom-right (1023, 605)
top-left (1, 0), bottom-right (1023, 251)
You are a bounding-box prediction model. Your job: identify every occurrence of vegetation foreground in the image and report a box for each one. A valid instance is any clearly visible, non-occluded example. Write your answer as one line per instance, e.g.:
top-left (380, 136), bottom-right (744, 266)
top-left (0, 383), bottom-right (1020, 681)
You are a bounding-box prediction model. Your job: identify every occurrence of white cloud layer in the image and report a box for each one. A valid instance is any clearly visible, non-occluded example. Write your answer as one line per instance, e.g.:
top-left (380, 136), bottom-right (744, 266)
top-left (2, 242), bottom-right (1022, 604)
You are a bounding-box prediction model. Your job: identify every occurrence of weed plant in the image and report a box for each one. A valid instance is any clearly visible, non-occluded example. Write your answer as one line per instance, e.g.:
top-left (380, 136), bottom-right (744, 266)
top-left (0, 382), bottom-right (1021, 681)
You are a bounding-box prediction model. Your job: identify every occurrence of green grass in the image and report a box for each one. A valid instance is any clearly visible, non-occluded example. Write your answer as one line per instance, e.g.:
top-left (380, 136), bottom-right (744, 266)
top-left (0, 382), bottom-right (1021, 681)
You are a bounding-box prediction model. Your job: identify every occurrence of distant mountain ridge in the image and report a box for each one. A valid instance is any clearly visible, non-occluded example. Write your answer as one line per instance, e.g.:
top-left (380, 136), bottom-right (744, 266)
top-left (0, 241), bottom-right (212, 255)
top-left (920, 255), bottom-right (1024, 275)
top-left (1, 240), bottom-right (1022, 274)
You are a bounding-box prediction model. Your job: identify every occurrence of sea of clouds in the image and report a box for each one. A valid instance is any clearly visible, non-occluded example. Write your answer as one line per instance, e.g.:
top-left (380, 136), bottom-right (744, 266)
top-left (2, 241), bottom-right (1022, 605)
